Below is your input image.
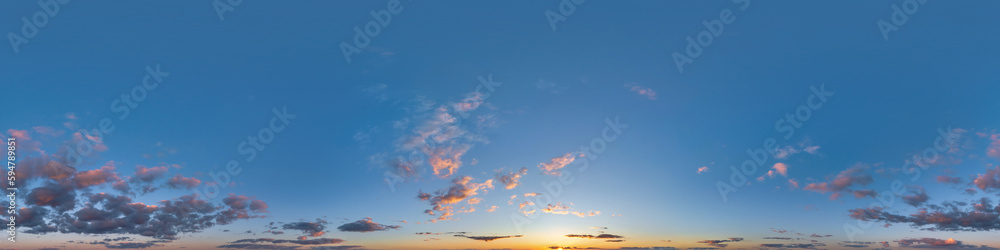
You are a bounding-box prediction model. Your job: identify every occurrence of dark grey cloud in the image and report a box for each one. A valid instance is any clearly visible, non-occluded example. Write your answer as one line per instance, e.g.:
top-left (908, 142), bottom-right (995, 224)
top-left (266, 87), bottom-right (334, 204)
top-left (565, 234), bottom-right (625, 239)
top-left (336, 217), bottom-right (401, 232)
top-left (282, 219), bottom-right (328, 237)
top-left (26, 182), bottom-right (77, 211)
top-left (760, 244), bottom-right (815, 249)
top-left (495, 167), bottom-right (528, 189)
top-left (455, 234), bottom-right (523, 242)
top-left (938, 175), bottom-right (963, 184)
top-left (902, 187), bottom-right (930, 207)
top-left (895, 237), bottom-right (998, 249)
top-left (4, 192), bottom-right (270, 240)
top-left (849, 197), bottom-right (1000, 231)
top-left (973, 165), bottom-right (1000, 191)
top-left (697, 237), bottom-right (743, 248)
top-left (230, 238), bottom-right (345, 245)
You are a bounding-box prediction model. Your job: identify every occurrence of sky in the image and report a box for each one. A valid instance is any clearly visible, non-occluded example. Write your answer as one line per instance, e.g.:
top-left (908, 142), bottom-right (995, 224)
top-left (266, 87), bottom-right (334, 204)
top-left (2, 0), bottom-right (1000, 249)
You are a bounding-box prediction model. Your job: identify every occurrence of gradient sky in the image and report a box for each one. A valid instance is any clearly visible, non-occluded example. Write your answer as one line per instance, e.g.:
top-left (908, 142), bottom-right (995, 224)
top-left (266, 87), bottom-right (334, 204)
top-left (2, 1), bottom-right (1000, 250)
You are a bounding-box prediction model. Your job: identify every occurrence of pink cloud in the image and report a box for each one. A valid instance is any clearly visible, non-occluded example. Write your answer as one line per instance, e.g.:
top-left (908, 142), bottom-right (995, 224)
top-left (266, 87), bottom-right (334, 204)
top-left (788, 179), bottom-right (800, 189)
top-left (539, 152), bottom-right (582, 175)
top-left (32, 126), bottom-right (63, 137)
top-left (772, 163), bottom-right (788, 177)
top-left (625, 84), bottom-right (657, 100)
top-left (988, 134), bottom-right (1000, 160)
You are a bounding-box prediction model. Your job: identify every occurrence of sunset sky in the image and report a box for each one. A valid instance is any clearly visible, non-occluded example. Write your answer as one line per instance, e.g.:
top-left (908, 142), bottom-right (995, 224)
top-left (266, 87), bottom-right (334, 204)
top-left (3, 1), bottom-right (1000, 249)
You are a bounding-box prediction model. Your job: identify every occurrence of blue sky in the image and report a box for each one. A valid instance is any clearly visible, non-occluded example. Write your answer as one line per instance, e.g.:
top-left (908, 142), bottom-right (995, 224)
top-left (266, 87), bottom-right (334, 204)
top-left (3, 1), bottom-right (1000, 249)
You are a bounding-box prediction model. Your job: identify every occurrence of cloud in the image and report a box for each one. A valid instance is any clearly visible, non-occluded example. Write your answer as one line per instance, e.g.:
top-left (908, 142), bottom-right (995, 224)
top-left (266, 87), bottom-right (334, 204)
top-left (0, 125), bottom-right (275, 248)
top-left (383, 156), bottom-right (419, 180)
top-left (32, 126), bottom-right (64, 137)
top-left (759, 244), bottom-right (815, 248)
top-left (763, 237), bottom-right (792, 240)
top-left (536, 79), bottom-right (567, 94)
top-left (165, 174), bottom-right (202, 189)
top-left (361, 83), bottom-right (388, 102)
top-left (539, 152), bottom-right (582, 175)
top-left (496, 167), bottom-right (528, 189)
top-left (229, 237), bottom-right (345, 245)
top-left (455, 234), bottom-right (523, 242)
top-left (6, 129), bottom-right (42, 153)
top-left (938, 175), bottom-right (963, 184)
top-left (452, 92), bottom-right (485, 113)
top-left (894, 237), bottom-right (999, 249)
top-left (697, 237), bottom-right (744, 248)
top-left (417, 176), bottom-right (494, 222)
top-left (771, 163), bottom-right (788, 177)
top-left (96, 241), bottom-right (162, 249)
top-left (541, 203), bottom-right (600, 217)
top-left (987, 133), bottom-right (1000, 160)
top-left (901, 187), bottom-right (929, 207)
top-left (404, 98), bottom-right (489, 174)
top-left (773, 140), bottom-right (820, 159)
top-left (697, 166), bottom-right (709, 174)
top-left (336, 218), bottom-right (401, 232)
top-left (4, 192), bottom-right (270, 240)
top-left (852, 190), bottom-right (878, 199)
top-left (565, 234), bottom-right (624, 239)
top-left (27, 182), bottom-right (77, 211)
top-left (376, 93), bottom-right (496, 181)
top-left (758, 163), bottom-right (791, 182)
top-left (973, 165), bottom-right (1000, 192)
top-left (71, 131), bottom-right (108, 152)
top-left (467, 197), bottom-right (482, 205)
top-left (898, 237), bottom-right (960, 247)
top-left (132, 165), bottom-right (168, 183)
top-left (848, 197), bottom-right (1000, 231)
top-left (803, 164), bottom-right (874, 199)
top-left (71, 162), bottom-right (120, 189)
top-left (282, 219), bottom-right (328, 237)
top-left (625, 84), bottom-right (657, 100)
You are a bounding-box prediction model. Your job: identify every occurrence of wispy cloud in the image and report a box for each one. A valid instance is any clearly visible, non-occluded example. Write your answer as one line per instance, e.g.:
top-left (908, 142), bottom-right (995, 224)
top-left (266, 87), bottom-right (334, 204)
top-left (539, 152), bottom-right (583, 175)
top-left (624, 83), bottom-right (657, 100)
